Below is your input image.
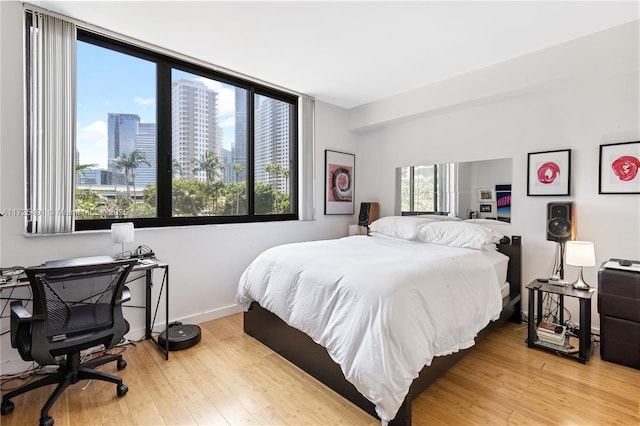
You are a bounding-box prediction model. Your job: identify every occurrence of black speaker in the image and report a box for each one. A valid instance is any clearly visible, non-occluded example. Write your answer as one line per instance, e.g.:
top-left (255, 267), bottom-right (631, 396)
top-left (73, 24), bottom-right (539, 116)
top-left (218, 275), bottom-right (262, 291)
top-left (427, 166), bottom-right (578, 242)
top-left (546, 202), bottom-right (575, 242)
top-left (358, 202), bottom-right (379, 226)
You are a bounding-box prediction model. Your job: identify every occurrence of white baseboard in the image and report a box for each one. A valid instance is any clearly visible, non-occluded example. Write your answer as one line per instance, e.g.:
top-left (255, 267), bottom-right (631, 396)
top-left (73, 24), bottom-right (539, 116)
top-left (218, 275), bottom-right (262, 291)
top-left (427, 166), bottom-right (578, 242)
top-left (126, 303), bottom-right (244, 340)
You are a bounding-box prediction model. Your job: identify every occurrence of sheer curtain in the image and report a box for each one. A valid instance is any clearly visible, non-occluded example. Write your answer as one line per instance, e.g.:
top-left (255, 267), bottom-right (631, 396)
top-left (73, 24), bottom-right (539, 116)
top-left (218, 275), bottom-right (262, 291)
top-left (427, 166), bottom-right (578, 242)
top-left (26, 10), bottom-right (76, 234)
top-left (299, 96), bottom-right (315, 221)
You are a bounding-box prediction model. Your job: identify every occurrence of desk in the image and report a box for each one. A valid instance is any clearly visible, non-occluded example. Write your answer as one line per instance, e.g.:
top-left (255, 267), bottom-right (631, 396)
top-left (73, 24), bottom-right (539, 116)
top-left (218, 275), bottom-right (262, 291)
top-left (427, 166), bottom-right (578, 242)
top-left (130, 259), bottom-right (170, 360)
top-left (526, 280), bottom-right (593, 363)
top-left (1, 258), bottom-right (170, 360)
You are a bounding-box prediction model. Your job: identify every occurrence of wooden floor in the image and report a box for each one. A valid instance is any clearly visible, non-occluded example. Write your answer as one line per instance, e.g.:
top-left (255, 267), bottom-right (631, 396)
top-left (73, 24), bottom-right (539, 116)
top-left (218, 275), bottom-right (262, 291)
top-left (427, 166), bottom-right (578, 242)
top-left (2, 314), bottom-right (639, 425)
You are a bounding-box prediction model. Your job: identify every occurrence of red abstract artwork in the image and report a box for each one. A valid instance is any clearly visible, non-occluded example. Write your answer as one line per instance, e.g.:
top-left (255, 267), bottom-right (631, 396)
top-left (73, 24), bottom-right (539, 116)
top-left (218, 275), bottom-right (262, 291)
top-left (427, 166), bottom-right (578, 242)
top-left (328, 164), bottom-right (353, 202)
top-left (599, 141), bottom-right (640, 194)
top-left (537, 162), bottom-right (560, 184)
top-left (611, 156), bottom-right (640, 182)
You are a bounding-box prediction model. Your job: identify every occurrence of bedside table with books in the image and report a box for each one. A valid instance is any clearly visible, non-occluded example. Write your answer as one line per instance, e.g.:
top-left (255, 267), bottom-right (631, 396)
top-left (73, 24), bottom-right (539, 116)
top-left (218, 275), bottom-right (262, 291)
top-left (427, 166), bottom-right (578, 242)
top-left (526, 280), bottom-right (593, 363)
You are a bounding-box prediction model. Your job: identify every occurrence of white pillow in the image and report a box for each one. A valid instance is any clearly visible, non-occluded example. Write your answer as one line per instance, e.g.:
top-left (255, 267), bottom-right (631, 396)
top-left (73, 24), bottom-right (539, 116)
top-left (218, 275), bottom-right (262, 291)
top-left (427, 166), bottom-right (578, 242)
top-left (369, 216), bottom-right (435, 240)
top-left (416, 214), bottom-right (461, 221)
top-left (464, 218), bottom-right (508, 225)
top-left (417, 221), bottom-right (504, 250)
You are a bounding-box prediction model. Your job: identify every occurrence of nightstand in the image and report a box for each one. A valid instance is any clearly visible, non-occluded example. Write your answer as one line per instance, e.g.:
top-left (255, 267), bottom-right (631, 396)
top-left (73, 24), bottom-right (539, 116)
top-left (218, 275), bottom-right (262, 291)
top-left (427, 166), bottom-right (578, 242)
top-left (526, 280), bottom-right (594, 363)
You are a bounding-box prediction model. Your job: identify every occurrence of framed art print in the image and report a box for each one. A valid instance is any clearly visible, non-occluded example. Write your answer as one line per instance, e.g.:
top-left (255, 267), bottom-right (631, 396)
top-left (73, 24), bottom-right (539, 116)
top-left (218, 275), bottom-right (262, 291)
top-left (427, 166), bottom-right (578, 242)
top-left (495, 184), bottom-right (512, 223)
top-left (325, 150), bottom-right (355, 215)
top-left (599, 141), bottom-right (640, 194)
top-left (477, 188), bottom-right (494, 202)
top-left (527, 149), bottom-right (571, 196)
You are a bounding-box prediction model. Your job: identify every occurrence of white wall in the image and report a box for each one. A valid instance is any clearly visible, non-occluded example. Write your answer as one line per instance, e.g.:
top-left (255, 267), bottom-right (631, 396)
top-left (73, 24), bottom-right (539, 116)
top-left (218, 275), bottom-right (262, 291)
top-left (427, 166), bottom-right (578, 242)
top-left (353, 22), bottom-right (640, 331)
top-left (0, 1), bottom-right (355, 372)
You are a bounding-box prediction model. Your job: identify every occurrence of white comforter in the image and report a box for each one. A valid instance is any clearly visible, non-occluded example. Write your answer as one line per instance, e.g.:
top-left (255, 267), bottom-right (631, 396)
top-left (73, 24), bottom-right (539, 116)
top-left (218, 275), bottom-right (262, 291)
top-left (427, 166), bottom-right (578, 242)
top-left (236, 235), bottom-right (504, 422)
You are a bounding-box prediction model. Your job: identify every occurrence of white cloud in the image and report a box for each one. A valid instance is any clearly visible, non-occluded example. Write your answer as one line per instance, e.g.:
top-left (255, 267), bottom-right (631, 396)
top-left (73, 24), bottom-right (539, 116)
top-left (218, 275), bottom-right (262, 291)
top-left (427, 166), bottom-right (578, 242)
top-left (134, 96), bottom-right (155, 106)
top-left (195, 77), bottom-right (238, 117)
top-left (77, 120), bottom-right (108, 169)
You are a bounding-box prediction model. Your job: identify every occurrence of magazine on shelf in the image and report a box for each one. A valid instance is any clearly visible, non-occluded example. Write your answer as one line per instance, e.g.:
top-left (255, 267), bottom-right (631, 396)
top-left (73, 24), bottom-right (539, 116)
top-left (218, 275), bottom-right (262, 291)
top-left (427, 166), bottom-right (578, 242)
top-left (537, 321), bottom-right (567, 344)
top-left (535, 338), bottom-right (578, 354)
top-left (538, 332), bottom-right (566, 345)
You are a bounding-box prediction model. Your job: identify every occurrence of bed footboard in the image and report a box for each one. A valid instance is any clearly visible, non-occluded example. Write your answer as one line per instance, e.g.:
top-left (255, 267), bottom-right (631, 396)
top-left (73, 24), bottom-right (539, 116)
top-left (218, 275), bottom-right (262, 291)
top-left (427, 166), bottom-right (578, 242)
top-left (245, 290), bottom-right (519, 425)
top-left (243, 239), bottom-right (522, 424)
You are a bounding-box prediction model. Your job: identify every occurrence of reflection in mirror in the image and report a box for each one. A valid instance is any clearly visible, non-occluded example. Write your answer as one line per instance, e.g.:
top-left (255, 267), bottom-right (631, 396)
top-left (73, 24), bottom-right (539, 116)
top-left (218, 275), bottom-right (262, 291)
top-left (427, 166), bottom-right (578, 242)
top-left (395, 158), bottom-right (512, 221)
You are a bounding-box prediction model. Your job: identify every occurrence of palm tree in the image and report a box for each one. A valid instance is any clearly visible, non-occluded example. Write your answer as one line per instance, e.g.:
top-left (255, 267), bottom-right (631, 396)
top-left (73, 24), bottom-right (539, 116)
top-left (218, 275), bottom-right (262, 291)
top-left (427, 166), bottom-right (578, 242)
top-left (233, 164), bottom-right (245, 214)
top-left (194, 151), bottom-right (224, 183)
top-left (75, 163), bottom-right (98, 177)
top-left (265, 162), bottom-right (283, 190)
top-left (282, 168), bottom-right (290, 192)
top-left (114, 150), bottom-right (151, 213)
top-left (172, 159), bottom-right (183, 179)
top-left (264, 162), bottom-right (283, 212)
top-left (193, 152), bottom-right (225, 214)
top-left (75, 163), bottom-right (98, 185)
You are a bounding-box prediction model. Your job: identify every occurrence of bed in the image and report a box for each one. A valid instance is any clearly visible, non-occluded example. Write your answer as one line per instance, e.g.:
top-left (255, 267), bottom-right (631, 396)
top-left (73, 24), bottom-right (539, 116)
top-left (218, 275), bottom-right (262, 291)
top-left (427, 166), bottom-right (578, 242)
top-left (237, 217), bottom-right (522, 425)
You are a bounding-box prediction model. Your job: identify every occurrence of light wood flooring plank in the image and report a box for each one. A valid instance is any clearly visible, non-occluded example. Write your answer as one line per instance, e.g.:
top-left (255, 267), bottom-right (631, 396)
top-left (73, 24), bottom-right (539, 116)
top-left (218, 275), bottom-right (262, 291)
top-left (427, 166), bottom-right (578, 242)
top-left (2, 314), bottom-right (638, 425)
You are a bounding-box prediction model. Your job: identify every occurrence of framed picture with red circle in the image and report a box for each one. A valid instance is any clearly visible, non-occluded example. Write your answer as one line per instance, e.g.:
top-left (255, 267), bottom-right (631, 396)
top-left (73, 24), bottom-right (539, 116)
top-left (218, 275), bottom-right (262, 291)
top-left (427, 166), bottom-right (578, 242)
top-left (527, 149), bottom-right (571, 196)
top-left (599, 141), bottom-right (640, 194)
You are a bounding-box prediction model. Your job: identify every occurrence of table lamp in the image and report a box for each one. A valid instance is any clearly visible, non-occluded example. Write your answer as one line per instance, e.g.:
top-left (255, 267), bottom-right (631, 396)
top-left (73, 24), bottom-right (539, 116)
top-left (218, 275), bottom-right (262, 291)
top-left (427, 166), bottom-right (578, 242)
top-left (111, 222), bottom-right (134, 259)
top-left (565, 241), bottom-right (595, 290)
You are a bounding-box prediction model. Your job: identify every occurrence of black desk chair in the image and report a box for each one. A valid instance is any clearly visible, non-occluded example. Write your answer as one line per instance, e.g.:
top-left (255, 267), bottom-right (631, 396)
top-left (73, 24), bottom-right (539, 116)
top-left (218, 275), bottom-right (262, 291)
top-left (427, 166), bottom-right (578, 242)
top-left (1, 258), bottom-right (137, 426)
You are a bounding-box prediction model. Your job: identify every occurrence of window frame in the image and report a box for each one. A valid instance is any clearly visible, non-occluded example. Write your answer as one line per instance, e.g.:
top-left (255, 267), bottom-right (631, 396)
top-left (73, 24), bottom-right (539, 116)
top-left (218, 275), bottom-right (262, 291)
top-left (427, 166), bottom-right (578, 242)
top-left (73, 30), bottom-right (299, 231)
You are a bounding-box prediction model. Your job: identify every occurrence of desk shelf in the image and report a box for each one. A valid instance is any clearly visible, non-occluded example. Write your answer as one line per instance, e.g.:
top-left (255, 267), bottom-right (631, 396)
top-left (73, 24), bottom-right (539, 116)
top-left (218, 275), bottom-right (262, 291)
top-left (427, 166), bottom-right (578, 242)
top-left (526, 280), bottom-right (594, 363)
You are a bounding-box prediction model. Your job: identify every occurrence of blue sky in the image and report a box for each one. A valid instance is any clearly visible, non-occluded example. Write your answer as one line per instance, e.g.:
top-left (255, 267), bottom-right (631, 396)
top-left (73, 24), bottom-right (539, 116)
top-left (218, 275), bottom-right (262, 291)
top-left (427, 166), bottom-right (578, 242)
top-left (76, 41), bottom-right (237, 169)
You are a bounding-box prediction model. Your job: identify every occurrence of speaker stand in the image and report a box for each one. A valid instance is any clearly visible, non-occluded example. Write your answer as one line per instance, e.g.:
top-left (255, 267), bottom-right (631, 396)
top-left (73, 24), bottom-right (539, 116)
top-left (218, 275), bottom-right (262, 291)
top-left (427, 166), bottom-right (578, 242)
top-left (550, 241), bottom-right (565, 281)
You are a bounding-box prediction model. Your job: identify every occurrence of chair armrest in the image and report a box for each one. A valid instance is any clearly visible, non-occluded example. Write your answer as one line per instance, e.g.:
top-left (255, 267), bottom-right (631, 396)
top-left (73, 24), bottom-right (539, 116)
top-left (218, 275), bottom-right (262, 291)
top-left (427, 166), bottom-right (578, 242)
top-left (10, 301), bottom-right (32, 352)
top-left (117, 286), bottom-right (131, 304)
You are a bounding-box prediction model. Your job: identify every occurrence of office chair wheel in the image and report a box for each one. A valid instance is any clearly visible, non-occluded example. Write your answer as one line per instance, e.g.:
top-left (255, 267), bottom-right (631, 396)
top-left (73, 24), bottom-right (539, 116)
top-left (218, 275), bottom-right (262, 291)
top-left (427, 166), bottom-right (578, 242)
top-left (117, 359), bottom-right (127, 370)
top-left (1, 399), bottom-right (14, 415)
top-left (39, 415), bottom-right (53, 426)
top-left (117, 384), bottom-right (128, 397)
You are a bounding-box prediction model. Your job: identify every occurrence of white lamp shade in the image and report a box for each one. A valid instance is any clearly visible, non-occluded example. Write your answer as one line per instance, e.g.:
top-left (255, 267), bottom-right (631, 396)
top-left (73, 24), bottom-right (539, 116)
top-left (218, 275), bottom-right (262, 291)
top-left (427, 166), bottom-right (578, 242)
top-left (111, 222), bottom-right (135, 244)
top-left (565, 241), bottom-right (595, 267)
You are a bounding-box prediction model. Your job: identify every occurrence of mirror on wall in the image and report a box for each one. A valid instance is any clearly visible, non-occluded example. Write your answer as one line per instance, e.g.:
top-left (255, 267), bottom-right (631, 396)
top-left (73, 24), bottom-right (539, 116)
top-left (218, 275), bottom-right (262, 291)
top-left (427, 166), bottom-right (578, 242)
top-left (395, 158), bottom-right (513, 221)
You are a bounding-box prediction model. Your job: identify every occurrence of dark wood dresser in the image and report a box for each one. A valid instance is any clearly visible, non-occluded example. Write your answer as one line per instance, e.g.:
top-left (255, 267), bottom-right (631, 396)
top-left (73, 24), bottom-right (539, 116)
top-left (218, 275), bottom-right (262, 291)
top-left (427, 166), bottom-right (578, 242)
top-left (597, 261), bottom-right (640, 369)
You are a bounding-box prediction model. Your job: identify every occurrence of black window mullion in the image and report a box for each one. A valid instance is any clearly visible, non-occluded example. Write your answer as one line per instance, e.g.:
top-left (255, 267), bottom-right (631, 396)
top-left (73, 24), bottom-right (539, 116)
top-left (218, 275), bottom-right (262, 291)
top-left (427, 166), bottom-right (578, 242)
top-left (289, 102), bottom-right (299, 215)
top-left (433, 164), bottom-right (439, 212)
top-left (156, 62), bottom-right (172, 218)
top-left (247, 89), bottom-right (256, 216)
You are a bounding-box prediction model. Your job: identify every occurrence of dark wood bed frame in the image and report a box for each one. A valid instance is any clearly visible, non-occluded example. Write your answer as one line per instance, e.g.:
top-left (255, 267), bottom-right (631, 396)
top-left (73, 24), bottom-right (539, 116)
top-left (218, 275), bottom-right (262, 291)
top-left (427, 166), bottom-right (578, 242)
top-left (244, 239), bottom-right (522, 425)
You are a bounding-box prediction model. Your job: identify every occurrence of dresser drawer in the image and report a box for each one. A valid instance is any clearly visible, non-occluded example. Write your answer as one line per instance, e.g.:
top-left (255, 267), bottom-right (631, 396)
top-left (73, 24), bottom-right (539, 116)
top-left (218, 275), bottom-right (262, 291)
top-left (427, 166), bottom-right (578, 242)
top-left (600, 315), bottom-right (640, 369)
top-left (598, 267), bottom-right (640, 322)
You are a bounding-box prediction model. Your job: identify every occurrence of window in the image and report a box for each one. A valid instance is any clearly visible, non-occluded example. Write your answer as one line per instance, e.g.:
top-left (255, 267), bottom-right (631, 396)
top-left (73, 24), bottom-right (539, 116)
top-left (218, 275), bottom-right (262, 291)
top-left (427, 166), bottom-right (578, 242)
top-left (400, 164), bottom-right (458, 215)
top-left (26, 11), bottom-right (300, 232)
top-left (400, 165), bottom-right (436, 212)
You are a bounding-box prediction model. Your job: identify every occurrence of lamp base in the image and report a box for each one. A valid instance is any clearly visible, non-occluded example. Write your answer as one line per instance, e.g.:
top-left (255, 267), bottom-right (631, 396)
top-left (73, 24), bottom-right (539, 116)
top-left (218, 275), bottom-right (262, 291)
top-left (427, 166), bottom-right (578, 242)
top-left (571, 267), bottom-right (591, 290)
top-left (572, 280), bottom-right (590, 290)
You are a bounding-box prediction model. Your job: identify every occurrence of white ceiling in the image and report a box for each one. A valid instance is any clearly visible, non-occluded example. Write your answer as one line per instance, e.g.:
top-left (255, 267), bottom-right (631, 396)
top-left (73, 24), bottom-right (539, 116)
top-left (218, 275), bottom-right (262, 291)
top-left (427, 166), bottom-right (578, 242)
top-left (32, 1), bottom-right (640, 109)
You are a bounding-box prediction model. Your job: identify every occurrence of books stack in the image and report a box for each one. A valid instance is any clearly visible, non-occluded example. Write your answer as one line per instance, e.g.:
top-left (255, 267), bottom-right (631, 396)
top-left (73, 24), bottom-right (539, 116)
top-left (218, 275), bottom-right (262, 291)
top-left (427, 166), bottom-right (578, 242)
top-left (536, 320), bottom-right (567, 346)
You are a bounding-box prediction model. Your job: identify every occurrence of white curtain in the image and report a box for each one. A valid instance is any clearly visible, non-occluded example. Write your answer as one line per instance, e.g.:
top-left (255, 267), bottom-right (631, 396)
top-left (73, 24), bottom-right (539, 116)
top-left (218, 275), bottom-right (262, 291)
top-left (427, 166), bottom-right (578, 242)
top-left (438, 162), bottom-right (459, 216)
top-left (299, 96), bottom-right (315, 221)
top-left (26, 10), bottom-right (76, 234)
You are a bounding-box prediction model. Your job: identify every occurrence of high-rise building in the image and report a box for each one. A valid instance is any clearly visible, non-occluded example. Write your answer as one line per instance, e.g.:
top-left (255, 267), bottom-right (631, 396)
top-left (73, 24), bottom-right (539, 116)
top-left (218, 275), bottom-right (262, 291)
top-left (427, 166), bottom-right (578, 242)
top-left (135, 122), bottom-right (156, 187)
top-left (108, 113), bottom-right (140, 176)
top-left (171, 78), bottom-right (221, 181)
top-left (233, 87), bottom-right (247, 183)
top-left (254, 95), bottom-right (291, 193)
top-left (222, 147), bottom-right (233, 184)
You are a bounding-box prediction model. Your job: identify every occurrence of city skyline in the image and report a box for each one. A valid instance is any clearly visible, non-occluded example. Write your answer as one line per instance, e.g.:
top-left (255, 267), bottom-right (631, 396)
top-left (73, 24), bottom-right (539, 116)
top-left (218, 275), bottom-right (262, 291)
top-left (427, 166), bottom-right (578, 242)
top-left (76, 40), bottom-right (238, 170)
